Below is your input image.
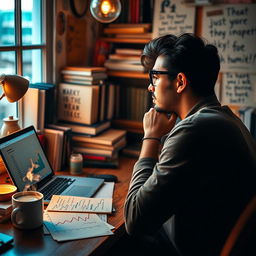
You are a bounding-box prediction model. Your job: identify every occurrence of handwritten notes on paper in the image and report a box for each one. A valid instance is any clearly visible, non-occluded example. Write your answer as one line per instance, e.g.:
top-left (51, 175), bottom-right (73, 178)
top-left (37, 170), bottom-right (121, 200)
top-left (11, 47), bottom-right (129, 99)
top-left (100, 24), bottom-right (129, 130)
top-left (46, 195), bottom-right (113, 213)
top-left (152, 0), bottom-right (195, 38)
top-left (221, 73), bottom-right (256, 106)
top-left (202, 4), bottom-right (256, 72)
top-left (44, 211), bottom-right (113, 242)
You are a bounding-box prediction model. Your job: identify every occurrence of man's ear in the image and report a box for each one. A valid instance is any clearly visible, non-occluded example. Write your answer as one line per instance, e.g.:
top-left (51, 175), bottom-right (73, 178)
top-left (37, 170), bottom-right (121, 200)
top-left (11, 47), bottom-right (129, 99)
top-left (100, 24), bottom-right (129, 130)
top-left (176, 73), bottom-right (188, 94)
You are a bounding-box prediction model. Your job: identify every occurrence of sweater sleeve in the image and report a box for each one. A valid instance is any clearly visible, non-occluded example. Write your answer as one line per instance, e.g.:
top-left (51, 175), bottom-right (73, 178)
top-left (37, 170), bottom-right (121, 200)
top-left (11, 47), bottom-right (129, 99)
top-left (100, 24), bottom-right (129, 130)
top-left (124, 122), bottom-right (198, 236)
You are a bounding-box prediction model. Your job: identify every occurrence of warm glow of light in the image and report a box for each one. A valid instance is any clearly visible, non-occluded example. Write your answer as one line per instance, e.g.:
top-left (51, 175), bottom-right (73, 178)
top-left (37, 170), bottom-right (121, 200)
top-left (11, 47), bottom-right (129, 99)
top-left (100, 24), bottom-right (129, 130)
top-left (101, 1), bottom-right (111, 15)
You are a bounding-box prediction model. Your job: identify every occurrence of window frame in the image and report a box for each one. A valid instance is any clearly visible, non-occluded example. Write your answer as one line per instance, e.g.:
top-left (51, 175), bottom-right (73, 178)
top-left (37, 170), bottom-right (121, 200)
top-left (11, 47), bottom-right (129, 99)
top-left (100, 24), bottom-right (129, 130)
top-left (0, 0), bottom-right (53, 127)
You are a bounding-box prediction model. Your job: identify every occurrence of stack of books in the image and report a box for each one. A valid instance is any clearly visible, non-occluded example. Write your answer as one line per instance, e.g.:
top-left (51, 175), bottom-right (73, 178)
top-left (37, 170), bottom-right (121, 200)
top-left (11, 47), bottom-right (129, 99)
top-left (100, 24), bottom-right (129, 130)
top-left (72, 129), bottom-right (127, 168)
top-left (104, 23), bottom-right (152, 40)
top-left (58, 66), bottom-right (116, 135)
top-left (0, 200), bottom-right (12, 223)
top-left (104, 48), bottom-right (144, 72)
top-left (61, 66), bottom-right (107, 85)
top-left (43, 125), bottom-right (72, 171)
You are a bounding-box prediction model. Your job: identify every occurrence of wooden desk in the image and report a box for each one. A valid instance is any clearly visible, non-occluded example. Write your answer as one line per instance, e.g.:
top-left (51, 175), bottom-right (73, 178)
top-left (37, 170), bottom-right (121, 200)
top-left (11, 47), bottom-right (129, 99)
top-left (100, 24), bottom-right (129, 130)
top-left (0, 156), bottom-right (137, 256)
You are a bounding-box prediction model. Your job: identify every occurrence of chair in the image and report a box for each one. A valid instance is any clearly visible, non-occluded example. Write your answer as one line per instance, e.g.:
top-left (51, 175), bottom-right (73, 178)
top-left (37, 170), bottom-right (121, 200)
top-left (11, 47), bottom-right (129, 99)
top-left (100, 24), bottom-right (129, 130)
top-left (220, 196), bottom-right (256, 256)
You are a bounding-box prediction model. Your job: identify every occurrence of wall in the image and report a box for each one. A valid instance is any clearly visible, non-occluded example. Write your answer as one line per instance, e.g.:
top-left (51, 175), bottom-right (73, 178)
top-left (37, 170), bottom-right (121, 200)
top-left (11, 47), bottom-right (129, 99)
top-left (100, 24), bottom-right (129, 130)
top-left (54, 0), bottom-right (102, 85)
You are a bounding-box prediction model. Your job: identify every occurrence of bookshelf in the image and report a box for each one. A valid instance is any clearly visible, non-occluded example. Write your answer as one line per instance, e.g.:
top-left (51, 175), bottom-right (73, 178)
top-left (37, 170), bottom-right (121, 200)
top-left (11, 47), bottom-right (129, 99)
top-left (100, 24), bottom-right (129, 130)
top-left (99, 7), bottom-right (153, 140)
top-left (102, 32), bottom-right (150, 137)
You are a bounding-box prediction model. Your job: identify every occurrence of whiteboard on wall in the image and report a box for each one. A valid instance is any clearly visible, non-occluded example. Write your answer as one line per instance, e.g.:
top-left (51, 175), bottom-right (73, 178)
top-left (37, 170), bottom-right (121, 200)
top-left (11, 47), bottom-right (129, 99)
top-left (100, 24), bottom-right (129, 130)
top-left (221, 73), bottom-right (256, 106)
top-left (202, 4), bottom-right (256, 72)
top-left (152, 0), bottom-right (195, 39)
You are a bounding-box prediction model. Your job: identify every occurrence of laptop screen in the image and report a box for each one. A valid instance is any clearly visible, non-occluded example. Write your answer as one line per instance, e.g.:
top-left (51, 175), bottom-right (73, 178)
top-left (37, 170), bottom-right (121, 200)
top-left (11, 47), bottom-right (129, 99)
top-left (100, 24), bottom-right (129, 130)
top-left (0, 126), bottom-right (53, 191)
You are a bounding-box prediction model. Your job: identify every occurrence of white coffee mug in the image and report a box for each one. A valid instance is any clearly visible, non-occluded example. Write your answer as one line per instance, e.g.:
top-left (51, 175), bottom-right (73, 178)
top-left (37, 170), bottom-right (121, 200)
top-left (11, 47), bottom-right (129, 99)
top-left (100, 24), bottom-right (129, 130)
top-left (11, 191), bottom-right (44, 230)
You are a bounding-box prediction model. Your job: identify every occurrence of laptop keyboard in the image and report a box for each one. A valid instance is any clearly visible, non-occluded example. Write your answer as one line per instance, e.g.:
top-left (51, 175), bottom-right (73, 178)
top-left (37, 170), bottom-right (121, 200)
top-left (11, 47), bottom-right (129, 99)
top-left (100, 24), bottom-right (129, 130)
top-left (40, 177), bottom-right (75, 200)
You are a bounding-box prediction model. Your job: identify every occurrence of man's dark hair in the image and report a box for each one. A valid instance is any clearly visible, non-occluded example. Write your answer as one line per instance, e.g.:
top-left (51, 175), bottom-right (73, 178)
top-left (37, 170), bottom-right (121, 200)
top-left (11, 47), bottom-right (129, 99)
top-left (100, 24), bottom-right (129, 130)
top-left (141, 33), bottom-right (220, 96)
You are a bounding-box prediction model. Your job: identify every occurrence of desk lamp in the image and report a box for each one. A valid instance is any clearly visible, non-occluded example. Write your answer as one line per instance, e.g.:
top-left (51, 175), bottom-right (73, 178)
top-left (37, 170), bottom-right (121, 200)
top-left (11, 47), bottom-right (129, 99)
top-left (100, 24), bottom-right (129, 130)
top-left (0, 74), bottom-right (29, 137)
top-left (90, 0), bottom-right (121, 23)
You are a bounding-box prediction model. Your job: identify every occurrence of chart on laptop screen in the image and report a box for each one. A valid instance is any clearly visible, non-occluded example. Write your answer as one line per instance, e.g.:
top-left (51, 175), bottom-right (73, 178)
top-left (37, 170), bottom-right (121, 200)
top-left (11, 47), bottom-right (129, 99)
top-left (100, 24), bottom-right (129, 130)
top-left (0, 129), bottom-right (52, 191)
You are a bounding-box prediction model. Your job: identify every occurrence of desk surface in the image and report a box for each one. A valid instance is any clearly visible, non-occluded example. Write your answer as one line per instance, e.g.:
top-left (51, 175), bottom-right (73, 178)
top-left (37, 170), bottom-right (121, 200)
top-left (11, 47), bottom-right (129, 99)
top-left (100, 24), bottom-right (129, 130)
top-left (0, 156), bottom-right (137, 256)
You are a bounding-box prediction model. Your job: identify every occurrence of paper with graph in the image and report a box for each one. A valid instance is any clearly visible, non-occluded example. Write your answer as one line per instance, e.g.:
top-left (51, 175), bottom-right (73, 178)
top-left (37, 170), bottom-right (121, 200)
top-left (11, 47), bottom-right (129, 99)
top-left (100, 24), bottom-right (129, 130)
top-left (46, 195), bottom-right (113, 213)
top-left (44, 211), bottom-right (113, 241)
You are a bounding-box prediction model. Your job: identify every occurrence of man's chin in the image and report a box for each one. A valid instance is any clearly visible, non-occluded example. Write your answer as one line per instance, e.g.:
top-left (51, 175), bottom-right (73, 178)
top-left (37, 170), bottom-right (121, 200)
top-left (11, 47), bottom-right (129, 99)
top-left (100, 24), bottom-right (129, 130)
top-left (154, 105), bottom-right (171, 114)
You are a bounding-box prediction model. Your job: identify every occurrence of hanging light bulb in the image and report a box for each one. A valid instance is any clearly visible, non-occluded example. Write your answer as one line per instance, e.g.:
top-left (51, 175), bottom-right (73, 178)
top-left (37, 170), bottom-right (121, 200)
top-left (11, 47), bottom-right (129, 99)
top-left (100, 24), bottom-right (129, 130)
top-left (90, 0), bottom-right (121, 23)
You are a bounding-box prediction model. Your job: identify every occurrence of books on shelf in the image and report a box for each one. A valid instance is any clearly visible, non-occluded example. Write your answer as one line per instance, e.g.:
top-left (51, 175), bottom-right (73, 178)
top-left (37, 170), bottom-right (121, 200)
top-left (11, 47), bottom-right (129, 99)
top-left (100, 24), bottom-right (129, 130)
top-left (61, 79), bottom-right (103, 86)
top-left (113, 0), bottom-right (153, 23)
top-left (46, 124), bottom-right (72, 169)
top-left (104, 21), bottom-right (151, 34)
top-left (56, 120), bottom-right (111, 136)
top-left (72, 129), bottom-right (126, 146)
top-left (74, 136), bottom-right (126, 151)
top-left (73, 129), bottom-right (126, 159)
top-left (93, 40), bottom-right (111, 67)
top-left (61, 72), bottom-right (107, 81)
top-left (61, 66), bottom-right (107, 76)
top-left (115, 48), bottom-right (143, 55)
top-left (104, 60), bottom-right (145, 72)
top-left (104, 26), bottom-right (147, 34)
top-left (108, 23), bottom-right (151, 29)
top-left (43, 128), bottom-right (64, 171)
top-left (105, 47), bottom-right (144, 72)
top-left (119, 86), bottom-right (150, 121)
top-left (59, 65), bottom-right (117, 125)
top-left (73, 146), bottom-right (116, 158)
top-left (22, 87), bottom-right (39, 129)
top-left (108, 54), bottom-right (141, 61)
top-left (115, 33), bottom-right (152, 39)
top-left (22, 83), bottom-right (55, 131)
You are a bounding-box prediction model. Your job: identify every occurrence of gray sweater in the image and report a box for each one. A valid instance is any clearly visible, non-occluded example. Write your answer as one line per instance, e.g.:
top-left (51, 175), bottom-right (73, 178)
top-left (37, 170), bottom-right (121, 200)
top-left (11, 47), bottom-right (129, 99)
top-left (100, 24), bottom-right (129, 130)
top-left (124, 95), bottom-right (256, 256)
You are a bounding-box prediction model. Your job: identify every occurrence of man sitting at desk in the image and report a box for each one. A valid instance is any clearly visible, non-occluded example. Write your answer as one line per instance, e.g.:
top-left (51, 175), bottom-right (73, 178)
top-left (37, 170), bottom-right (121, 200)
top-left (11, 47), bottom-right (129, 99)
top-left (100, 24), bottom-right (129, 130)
top-left (124, 33), bottom-right (256, 256)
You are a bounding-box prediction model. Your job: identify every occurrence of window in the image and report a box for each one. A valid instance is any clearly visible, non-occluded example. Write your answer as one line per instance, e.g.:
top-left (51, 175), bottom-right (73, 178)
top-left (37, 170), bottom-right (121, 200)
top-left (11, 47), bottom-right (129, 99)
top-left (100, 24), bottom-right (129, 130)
top-left (0, 0), bottom-right (53, 127)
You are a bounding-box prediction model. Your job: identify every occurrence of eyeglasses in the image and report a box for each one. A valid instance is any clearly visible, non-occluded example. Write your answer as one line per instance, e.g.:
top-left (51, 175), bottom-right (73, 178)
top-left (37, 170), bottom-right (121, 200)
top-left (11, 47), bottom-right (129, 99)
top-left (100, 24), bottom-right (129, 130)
top-left (149, 70), bottom-right (177, 88)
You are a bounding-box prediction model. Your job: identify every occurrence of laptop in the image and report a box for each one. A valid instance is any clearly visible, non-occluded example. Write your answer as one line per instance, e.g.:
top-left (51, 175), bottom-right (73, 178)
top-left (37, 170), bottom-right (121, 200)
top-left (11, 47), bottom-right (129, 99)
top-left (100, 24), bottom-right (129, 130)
top-left (0, 126), bottom-right (104, 203)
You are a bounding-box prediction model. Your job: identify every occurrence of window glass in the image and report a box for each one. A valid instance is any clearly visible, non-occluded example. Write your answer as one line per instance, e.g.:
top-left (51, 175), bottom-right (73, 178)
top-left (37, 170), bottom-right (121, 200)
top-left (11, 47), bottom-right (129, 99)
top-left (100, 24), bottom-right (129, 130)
top-left (22, 49), bottom-right (42, 82)
top-left (0, 0), bottom-right (15, 46)
top-left (0, 51), bottom-right (16, 75)
top-left (22, 0), bottom-right (42, 45)
top-left (0, 53), bottom-right (17, 127)
top-left (0, 0), bottom-right (47, 130)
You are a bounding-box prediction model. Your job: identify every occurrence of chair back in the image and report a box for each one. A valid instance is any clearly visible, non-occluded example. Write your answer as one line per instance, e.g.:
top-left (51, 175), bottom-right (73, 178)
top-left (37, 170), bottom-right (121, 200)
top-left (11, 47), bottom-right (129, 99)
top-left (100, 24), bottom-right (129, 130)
top-left (220, 196), bottom-right (256, 256)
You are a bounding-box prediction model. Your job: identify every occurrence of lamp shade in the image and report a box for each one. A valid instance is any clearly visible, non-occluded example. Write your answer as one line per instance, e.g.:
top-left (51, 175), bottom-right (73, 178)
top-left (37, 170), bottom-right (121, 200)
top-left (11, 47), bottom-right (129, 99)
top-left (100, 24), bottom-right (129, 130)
top-left (0, 74), bottom-right (29, 103)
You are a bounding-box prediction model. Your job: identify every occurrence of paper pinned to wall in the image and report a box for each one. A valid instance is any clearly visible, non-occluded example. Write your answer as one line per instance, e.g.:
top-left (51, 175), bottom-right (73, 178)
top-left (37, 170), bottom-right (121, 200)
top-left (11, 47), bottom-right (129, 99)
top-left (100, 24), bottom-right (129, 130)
top-left (202, 4), bottom-right (256, 72)
top-left (221, 73), bottom-right (256, 106)
top-left (152, 0), bottom-right (195, 39)
top-left (46, 195), bottom-right (113, 213)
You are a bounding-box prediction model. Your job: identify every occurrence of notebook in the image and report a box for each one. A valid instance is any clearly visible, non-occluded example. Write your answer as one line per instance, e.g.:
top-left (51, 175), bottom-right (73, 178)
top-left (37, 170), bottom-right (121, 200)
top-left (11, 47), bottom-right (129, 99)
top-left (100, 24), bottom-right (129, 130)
top-left (0, 126), bottom-right (104, 203)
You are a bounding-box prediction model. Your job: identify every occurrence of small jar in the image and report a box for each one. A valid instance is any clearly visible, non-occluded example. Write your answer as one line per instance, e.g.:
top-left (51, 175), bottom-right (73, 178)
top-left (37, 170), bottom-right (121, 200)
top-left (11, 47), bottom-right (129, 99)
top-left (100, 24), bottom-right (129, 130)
top-left (0, 116), bottom-right (21, 138)
top-left (70, 153), bottom-right (83, 175)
